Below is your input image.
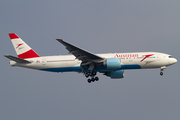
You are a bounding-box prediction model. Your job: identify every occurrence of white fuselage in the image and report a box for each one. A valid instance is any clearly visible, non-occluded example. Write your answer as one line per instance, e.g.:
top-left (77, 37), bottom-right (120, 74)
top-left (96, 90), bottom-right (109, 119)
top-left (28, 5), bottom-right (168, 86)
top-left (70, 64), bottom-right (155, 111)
top-left (10, 52), bottom-right (177, 73)
top-left (6, 33), bottom-right (177, 82)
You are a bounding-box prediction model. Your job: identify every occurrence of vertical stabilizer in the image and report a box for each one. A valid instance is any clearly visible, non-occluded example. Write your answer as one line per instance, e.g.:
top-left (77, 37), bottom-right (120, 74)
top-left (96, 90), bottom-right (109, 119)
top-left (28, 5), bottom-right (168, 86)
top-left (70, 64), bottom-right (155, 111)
top-left (9, 33), bottom-right (40, 59)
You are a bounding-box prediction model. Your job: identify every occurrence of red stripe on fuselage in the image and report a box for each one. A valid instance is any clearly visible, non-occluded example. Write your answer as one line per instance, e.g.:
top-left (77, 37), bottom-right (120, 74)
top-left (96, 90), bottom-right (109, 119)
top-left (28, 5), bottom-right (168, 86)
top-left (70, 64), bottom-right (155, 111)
top-left (18, 49), bottom-right (40, 59)
top-left (9, 33), bottom-right (19, 39)
top-left (140, 54), bottom-right (154, 62)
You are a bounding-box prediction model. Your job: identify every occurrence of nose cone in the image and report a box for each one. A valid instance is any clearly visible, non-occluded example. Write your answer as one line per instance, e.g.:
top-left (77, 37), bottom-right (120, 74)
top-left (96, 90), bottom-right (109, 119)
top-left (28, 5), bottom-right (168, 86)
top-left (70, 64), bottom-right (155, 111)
top-left (174, 58), bottom-right (177, 63)
top-left (169, 58), bottom-right (177, 65)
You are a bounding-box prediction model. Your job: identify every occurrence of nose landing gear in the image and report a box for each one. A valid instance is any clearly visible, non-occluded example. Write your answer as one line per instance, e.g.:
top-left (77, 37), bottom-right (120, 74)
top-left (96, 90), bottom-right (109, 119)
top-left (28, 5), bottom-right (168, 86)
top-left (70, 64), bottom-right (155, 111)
top-left (160, 66), bottom-right (166, 76)
top-left (160, 71), bottom-right (163, 76)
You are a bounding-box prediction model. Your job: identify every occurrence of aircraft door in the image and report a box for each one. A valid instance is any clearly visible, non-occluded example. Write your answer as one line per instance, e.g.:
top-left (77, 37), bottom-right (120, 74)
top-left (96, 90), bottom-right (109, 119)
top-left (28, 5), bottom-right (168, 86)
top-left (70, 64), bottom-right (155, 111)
top-left (156, 54), bottom-right (161, 61)
top-left (42, 59), bottom-right (46, 65)
top-left (129, 57), bottom-right (134, 63)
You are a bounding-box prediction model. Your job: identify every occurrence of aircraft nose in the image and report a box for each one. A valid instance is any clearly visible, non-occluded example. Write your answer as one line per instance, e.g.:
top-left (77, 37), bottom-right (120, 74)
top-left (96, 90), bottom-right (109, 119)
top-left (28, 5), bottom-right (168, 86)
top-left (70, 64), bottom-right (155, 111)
top-left (169, 58), bottom-right (177, 65)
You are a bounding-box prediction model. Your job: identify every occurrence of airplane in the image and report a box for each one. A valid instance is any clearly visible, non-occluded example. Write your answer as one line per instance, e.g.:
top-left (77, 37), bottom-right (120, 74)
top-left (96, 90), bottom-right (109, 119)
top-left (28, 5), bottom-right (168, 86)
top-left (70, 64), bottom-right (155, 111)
top-left (4, 33), bottom-right (177, 83)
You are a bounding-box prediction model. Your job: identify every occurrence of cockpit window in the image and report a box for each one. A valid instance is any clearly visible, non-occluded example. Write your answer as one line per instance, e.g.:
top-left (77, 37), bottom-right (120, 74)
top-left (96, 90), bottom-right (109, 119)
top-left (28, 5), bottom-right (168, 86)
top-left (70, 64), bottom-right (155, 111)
top-left (169, 56), bottom-right (173, 58)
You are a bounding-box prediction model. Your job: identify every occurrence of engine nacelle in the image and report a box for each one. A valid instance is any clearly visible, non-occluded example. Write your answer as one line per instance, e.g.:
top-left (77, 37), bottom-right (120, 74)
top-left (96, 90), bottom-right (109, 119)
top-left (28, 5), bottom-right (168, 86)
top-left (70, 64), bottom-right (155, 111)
top-left (104, 58), bottom-right (121, 70)
top-left (110, 70), bottom-right (124, 79)
top-left (104, 70), bottom-right (124, 79)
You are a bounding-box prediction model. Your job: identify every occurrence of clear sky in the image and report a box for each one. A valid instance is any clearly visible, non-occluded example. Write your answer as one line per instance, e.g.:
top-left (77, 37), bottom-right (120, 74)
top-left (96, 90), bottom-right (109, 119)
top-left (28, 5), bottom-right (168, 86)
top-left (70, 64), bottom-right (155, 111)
top-left (1, 0), bottom-right (180, 120)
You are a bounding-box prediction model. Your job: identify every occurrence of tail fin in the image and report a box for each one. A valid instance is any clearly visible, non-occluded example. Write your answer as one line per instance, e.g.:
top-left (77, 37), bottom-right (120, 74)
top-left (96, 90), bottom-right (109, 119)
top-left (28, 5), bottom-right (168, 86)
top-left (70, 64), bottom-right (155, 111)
top-left (9, 33), bottom-right (40, 59)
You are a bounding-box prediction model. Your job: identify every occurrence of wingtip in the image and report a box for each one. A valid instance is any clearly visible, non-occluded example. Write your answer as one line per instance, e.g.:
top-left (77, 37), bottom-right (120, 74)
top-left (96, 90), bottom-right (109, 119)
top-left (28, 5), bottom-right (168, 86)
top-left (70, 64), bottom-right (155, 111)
top-left (56, 39), bottom-right (64, 43)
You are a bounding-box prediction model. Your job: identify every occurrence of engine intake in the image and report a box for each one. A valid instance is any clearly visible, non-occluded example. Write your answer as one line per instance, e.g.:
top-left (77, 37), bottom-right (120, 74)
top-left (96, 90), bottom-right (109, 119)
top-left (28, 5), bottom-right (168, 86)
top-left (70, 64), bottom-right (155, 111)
top-left (104, 58), bottom-right (121, 70)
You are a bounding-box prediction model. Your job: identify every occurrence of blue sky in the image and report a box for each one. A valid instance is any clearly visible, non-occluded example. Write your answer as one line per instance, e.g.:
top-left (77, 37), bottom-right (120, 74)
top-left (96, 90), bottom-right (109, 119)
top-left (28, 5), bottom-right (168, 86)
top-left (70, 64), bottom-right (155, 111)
top-left (1, 0), bottom-right (180, 120)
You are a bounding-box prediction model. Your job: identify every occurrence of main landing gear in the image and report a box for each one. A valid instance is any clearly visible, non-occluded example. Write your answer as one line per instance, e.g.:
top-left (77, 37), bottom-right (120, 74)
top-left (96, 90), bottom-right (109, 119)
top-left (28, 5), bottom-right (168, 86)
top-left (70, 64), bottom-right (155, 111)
top-left (160, 66), bottom-right (166, 76)
top-left (85, 72), bottom-right (99, 83)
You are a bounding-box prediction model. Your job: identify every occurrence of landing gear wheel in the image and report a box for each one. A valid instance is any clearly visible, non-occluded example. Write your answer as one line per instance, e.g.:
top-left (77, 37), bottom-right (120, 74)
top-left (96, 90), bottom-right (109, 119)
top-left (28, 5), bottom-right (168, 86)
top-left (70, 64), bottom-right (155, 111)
top-left (160, 72), bottom-right (163, 76)
top-left (95, 77), bottom-right (99, 81)
top-left (92, 71), bottom-right (97, 76)
top-left (91, 78), bottom-right (95, 82)
top-left (85, 73), bottom-right (89, 78)
top-left (87, 79), bottom-right (91, 83)
top-left (89, 72), bottom-right (92, 76)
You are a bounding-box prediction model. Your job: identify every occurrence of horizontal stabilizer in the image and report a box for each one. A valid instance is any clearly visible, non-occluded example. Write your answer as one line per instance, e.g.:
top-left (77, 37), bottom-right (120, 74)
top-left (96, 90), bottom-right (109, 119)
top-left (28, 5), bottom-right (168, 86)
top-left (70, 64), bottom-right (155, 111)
top-left (4, 55), bottom-right (31, 63)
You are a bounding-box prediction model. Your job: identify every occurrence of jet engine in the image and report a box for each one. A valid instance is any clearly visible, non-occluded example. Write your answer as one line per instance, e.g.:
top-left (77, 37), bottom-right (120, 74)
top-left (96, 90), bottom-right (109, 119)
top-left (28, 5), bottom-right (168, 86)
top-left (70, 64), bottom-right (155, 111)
top-left (104, 70), bottom-right (124, 79)
top-left (104, 58), bottom-right (121, 70)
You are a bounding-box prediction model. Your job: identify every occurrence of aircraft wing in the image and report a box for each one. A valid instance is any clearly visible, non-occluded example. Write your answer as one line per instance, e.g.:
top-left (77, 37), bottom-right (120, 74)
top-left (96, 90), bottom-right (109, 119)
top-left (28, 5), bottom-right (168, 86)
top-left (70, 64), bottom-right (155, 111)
top-left (56, 39), bottom-right (105, 64)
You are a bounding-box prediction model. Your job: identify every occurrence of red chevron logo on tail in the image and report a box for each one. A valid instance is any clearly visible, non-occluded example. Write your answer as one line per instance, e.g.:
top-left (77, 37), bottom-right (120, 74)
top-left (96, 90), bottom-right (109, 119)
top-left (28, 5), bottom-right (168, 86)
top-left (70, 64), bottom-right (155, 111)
top-left (16, 43), bottom-right (23, 49)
